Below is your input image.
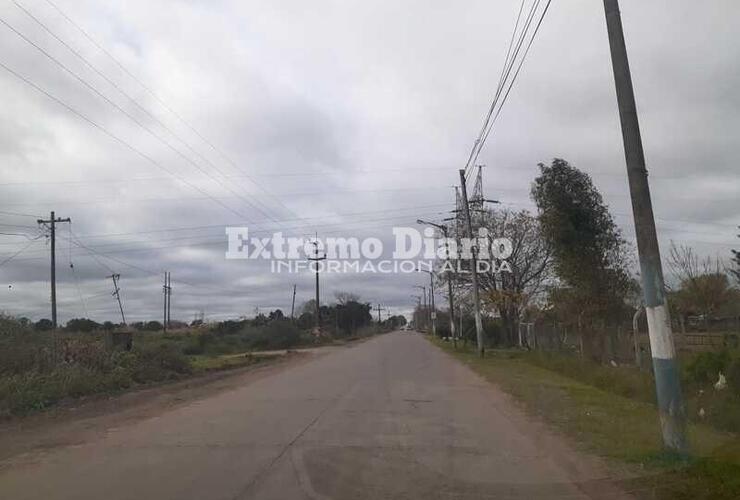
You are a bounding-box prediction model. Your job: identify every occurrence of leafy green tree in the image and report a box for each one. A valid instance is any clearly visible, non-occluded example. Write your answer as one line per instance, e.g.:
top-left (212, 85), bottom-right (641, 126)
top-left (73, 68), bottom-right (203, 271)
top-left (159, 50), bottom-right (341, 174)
top-left (143, 321), bottom-right (163, 331)
top-left (34, 318), bottom-right (53, 331)
top-left (268, 309), bottom-right (285, 321)
top-left (65, 318), bottom-right (100, 333)
top-left (386, 315), bottom-right (407, 328)
top-left (334, 300), bottom-right (372, 335)
top-left (531, 158), bottom-right (634, 324)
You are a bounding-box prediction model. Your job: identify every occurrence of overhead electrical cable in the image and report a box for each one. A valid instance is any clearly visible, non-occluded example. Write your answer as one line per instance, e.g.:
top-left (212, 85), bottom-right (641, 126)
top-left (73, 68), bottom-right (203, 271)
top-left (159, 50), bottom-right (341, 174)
top-left (0, 58), bottom-right (256, 222)
top-left (41, 0), bottom-right (312, 228)
top-left (0, 14), bottom-right (276, 224)
top-left (11, 0), bottom-right (286, 225)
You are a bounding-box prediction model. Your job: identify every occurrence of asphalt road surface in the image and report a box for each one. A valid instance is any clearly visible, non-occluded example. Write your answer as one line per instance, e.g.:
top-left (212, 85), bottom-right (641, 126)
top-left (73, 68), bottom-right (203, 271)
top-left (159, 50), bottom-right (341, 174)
top-left (0, 332), bottom-right (627, 499)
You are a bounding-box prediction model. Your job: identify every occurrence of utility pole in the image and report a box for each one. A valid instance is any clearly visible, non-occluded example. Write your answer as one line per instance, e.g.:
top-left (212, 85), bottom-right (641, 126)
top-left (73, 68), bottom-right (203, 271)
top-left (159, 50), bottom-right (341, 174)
top-left (37, 211), bottom-right (71, 329)
top-left (107, 273), bottom-right (126, 325)
top-left (418, 220), bottom-right (457, 346)
top-left (414, 285), bottom-right (426, 331)
top-left (375, 304), bottom-right (387, 324)
top-left (411, 295), bottom-right (421, 329)
top-left (162, 272), bottom-right (171, 333)
top-left (290, 284), bottom-right (297, 320)
top-left (459, 169), bottom-right (485, 357)
top-left (603, 0), bottom-right (687, 452)
top-left (167, 272), bottom-right (172, 328)
top-left (308, 238), bottom-right (326, 329)
top-left (459, 304), bottom-right (464, 346)
top-left (429, 274), bottom-right (436, 337)
top-left (419, 269), bottom-right (437, 337)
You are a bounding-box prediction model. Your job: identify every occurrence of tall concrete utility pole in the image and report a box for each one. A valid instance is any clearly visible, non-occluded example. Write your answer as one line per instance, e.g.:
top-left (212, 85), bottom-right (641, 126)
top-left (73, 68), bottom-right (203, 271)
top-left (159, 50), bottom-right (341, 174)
top-left (459, 170), bottom-right (485, 357)
top-left (37, 211), bottom-right (71, 329)
top-left (107, 273), bottom-right (126, 325)
top-left (308, 238), bottom-right (326, 329)
top-left (603, 0), bottom-right (687, 452)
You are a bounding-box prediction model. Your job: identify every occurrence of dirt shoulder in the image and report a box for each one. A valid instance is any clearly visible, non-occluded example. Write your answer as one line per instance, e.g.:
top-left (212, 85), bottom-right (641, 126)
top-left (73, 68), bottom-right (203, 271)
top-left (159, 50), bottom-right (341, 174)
top-left (0, 349), bottom-right (321, 465)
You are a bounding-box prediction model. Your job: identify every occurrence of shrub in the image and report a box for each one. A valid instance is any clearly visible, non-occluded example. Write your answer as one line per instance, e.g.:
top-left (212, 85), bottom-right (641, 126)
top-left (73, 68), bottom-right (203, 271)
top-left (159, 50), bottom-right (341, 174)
top-left (183, 333), bottom-right (214, 355)
top-left (684, 351), bottom-right (731, 386)
top-left (213, 320), bottom-right (246, 336)
top-left (125, 344), bottom-right (192, 383)
top-left (0, 319), bottom-right (54, 375)
top-left (725, 357), bottom-right (740, 392)
top-left (34, 319), bottom-right (53, 331)
top-left (261, 321), bottom-right (301, 349)
top-left (65, 318), bottom-right (100, 333)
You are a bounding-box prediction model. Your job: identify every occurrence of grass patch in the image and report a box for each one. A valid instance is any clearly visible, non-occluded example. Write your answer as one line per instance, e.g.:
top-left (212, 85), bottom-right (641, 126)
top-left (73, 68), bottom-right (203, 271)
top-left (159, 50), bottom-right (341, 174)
top-left (190, 352), bottom-right (279, 372)
top-left (430, 339), bottom-right (740, 500)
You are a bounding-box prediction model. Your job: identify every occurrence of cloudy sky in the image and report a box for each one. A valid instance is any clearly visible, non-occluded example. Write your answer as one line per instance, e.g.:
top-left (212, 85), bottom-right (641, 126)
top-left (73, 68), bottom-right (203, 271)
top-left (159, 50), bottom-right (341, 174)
top-left (0, 0), bottom-right (737, 324)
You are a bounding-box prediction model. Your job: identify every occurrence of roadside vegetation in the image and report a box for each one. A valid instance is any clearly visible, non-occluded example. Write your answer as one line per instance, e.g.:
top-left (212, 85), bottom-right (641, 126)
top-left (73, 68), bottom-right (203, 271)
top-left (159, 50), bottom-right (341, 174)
top-left (413, 159), bottom-right (740, 498)
top-left (431, 340), bottom-right (740, 499)
top-left (0, 292), bottom-right (401, 418)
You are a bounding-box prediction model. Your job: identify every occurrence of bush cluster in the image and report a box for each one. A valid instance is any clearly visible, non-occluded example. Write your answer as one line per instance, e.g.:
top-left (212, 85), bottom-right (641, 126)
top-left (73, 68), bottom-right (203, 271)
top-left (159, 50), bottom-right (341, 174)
top-left (182, 321), bottom-right (301, 355)
top-left (0, 317), bottom-right (193, 417)
top-left (684, 350), bottom-right (740, 391)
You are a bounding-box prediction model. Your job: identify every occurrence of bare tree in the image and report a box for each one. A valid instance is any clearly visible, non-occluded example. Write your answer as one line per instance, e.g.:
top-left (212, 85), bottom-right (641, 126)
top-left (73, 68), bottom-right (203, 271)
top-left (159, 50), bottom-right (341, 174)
top-left (476, 209), bottom-right (553, 345)
top-left (668, 242), bottom-right (733, 327)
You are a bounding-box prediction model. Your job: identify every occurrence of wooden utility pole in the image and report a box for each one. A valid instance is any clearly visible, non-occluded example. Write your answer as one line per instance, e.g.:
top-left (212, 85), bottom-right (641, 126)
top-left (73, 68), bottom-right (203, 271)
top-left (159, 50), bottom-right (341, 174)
top-left (37, 211), bottom-right (71, 329)
top-left (290, 284), bottom-right (297, 320)
top-left (411, 295), bottom-right (421, 329)
top-left (166, 272), bottom-right (172, 328)
top-left (413, 285), bottom-right (426, 331)
top-left (308, 239), bottom-right (326, 329)
top-left (603, 0), bottom-right (687, 452)
top-left (376, 304), bottom-right (387, 324)
top-left (459, 170), bottom-right (485, 357)
top-left (107, 273), bottom-right (126, 325)
top-left (162, 272), bottom-right (171, 333)
top-left (418, 220), bottom-right (457, 345)
top-left (441, 227), bottom-right (456, 346)
top-left (419, 270), bottom-right (437, 337)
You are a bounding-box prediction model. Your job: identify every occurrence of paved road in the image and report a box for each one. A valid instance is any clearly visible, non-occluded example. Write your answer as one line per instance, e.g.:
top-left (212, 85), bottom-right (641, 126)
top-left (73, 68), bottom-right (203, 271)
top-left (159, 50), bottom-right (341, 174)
top-left (0, 332), bottom-right (626, 499)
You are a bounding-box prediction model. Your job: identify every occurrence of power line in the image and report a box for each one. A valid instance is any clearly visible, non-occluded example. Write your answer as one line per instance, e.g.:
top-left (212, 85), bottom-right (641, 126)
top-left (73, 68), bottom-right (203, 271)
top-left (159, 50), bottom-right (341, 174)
top-left (0, 209), bottom-right (44, 218)
top-left (0, 206), bottom-right (451, 261)
top-left (464, 0), bottom-right (532, 179)
top-left (0, 238), bottom-right (39, 268)
top-left (0, 58), bottom-right (256, 222)
top-left (64, 203), bottom-right (454, 240)
top-left (463, 0), bottom-right (553, 179)
top-left (0, 13), bottom-right (277, 225)
top-left (11, 0), bottom-right (287, 225)
top-left (40, 209), bottom-right (450, 258)
top-left (41, 0), bottom-right (310, 228)
top-left (61, 234), bottom-right (251, 297)
top-left (480, 0), bottom-right (553, 148)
